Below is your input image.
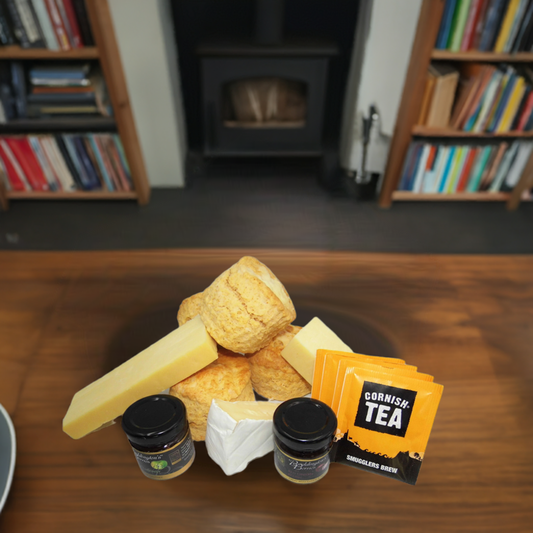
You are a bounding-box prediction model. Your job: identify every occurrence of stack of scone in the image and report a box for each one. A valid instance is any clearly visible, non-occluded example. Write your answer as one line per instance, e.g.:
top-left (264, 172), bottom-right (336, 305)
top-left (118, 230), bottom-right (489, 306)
top-left (171, 256), bottom-right (309, 441)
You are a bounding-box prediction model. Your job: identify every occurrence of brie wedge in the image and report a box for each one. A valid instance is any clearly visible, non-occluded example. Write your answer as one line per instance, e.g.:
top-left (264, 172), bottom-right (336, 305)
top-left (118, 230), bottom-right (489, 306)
top-left (205, 399), bottom-right (279, 476)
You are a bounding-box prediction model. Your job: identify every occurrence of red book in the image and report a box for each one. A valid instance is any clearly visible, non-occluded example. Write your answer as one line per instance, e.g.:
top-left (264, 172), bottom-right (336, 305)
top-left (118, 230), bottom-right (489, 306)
top-left (57, 0), bottom-right (83, 48)
top-left (457, 147), bottom-right (479, 192)
top-left (425, 145), bottom-right (437, 173)
top-left (470, 0), bottom-right (491, 50)
top-left (5, 138), bottom-right (50, 192)
top-left (0, 140), bottom-right (28, 191)
top-left (461, 0), bottom-right (483, 51)
top-left (45, 0), bottom-right (71, 50)
top-left (517, 91), bottom-right (533, 131)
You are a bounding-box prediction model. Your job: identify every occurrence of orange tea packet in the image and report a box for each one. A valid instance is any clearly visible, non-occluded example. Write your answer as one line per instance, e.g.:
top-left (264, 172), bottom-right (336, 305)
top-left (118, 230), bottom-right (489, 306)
top-left (312, 349), bottom-right (407, 400)
top-left (329, 359), bottom-right (434, 414)
top-left (333, 368), bottom-right (443, 485)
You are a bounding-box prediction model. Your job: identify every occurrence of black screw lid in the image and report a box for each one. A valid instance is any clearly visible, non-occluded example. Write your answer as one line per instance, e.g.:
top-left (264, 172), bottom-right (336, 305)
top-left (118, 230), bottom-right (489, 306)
top-left (121, 395), bottom-right (188, 448)
top-left (273, 398), bottom-right (337, 453)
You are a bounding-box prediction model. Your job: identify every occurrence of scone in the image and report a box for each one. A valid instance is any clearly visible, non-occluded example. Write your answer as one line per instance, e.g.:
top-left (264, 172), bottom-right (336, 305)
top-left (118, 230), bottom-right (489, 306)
top-left (169, 348), bottom-right (254, 441)
top-left (177, 292), bottom-right (203, 326)
top-left (200, 256), bottom-right (296, 353)
top-left (248, 325), bottom-right (311, 401)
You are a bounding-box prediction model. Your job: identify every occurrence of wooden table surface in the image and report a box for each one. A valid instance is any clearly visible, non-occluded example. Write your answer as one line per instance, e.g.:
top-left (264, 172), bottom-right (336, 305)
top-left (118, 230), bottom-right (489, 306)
top-left (0, 249), bottom-right (532, 532)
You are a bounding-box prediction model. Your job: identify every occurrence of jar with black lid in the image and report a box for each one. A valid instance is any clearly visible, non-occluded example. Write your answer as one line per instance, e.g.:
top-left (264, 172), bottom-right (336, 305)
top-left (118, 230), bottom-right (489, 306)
top-left (122, 394), bottom-right (195, 480)
top-left (273, 397), bottom-right (337, 484)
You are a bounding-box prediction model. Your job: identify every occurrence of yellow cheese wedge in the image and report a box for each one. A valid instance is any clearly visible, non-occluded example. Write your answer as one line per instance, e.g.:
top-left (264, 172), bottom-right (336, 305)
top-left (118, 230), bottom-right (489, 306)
top-left (63, 315), bottom-right (218, 439)
top-left (281, 317), bottom-right (351, 384)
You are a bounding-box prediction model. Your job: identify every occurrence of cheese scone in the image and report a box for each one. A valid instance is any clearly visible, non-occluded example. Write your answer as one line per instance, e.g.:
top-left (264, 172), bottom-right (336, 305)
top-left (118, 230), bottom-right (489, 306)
top-left (169, 348), bottom-right (254, 441)
top-left (177, 292), bottom-right (203, 326)
top-left (248, 325), bottom-right (310, 401)
top-left (200, 256), bottom-right (296, 353)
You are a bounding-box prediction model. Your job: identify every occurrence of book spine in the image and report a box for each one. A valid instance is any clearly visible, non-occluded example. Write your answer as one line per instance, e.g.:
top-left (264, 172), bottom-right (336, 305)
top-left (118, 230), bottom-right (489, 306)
top-left (447, 0), bottom-right (463, 48)
top-left (4, 0), bottom-right (31, 47)
top-left (478, 0), bottom-right (506, 51)
top-left (5, 138), bottom-right (48, 191)
top-left (10, 62), bottom-right (27, 119)
top-left (517, 90), bottom-right (533, 130)
top-left (30, 0), bottom-right (59, 49)
top-left (15, 0), bottom-right (45, 47)
top-left (105, 137), bottom-right (131, 191)
top-left (436, 0), bottom-right (459, 49)
top-left (0, 1), bottom-right (15, 44)
top-left (44, 0), bottom-right (69, 49)
top-left (467, 145), bottom-right (492, 191)
top-left (71, 0), bottom-right (93, 46)
top-left (72, 135), bottom-right (100, 189)
top-left (112, 134), bottom-right (131, 178)
top-left (60, 0), bottom-right (81, 47)
top-left (494, 0), bottom-right (521, 52)
top-left (472, 0), bottom-right (492, 49)
top-left (94, 135), bottom-right (121, 190)
top-left (88, 135), bottom-right (113, 190)
top-left (0, 139), bottom-right (27, 190)
top-left (48, 137), bottom-right (77, 190)
top-left (28, 135), bottom-right (59, 190)
top-left (62, 134), bottom-right (90, 188)
top-left (503, 0), bottom-right (529, 52)
top-left (450, 0), bottom-right (474, 51)
top-left (54, 0), bottom-right (75, 47)
top-left (461, 0), bottom-right (483, 50)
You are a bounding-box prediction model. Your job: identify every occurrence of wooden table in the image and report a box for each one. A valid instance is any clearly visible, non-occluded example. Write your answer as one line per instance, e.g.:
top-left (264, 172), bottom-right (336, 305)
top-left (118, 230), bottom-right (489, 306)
top-left (0, 250), bottom-right (532, 532)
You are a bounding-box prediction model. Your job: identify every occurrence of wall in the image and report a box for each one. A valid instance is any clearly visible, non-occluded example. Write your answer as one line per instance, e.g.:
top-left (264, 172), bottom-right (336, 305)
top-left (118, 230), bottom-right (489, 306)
top-left (108, 0), bottom-right (187, 187)
top-left (340, 0), bottom-right (422, 175)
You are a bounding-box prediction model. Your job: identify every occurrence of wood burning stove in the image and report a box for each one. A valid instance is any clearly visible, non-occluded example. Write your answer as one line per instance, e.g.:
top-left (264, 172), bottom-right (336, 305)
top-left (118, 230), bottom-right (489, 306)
top-left (197, 0), bottom-right (337, 156)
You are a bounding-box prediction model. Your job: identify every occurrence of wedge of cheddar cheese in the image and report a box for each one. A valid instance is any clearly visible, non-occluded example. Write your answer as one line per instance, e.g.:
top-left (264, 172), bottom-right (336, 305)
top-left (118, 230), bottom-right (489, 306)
top-left (281, 317), bottom-right (351, 384)
top-left (63, 315), bottom-right (218, 439)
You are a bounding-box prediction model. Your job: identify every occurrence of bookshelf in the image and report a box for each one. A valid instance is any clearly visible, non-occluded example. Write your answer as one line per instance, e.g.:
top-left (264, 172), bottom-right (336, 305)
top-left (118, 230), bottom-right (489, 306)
top-left (0, 0), bottom-right (150, 210)
top-left (379, 0), bottom-right (533, 210)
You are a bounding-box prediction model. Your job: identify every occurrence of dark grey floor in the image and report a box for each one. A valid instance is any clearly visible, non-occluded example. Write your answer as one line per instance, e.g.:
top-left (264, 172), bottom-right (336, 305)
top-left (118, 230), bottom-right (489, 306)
top-left (1, 172), bottom-right (533, 253)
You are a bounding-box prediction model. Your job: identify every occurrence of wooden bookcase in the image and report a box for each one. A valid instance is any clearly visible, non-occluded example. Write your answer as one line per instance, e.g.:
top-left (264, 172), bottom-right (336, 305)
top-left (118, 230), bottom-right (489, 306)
top-left (378, 0), bottom-right (533, 210)
top-left (0, 0), bottom-right (150, 211)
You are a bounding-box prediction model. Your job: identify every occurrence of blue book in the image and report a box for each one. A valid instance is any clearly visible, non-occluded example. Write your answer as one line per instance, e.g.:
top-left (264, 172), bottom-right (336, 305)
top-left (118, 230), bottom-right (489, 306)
top-left (398, 143), bottom-right (418, 190)
top-left (436, 0), bottom-right (459, 49)
top-left (438, 147), bottom-right (457, 192)
top-left (487, 73), bottom-right (517, 132)
top-left (29, 65), bottom-right (90, 80)
top-left (407, 145), bottom-right (425, 191)
top-left (464, 99), bottom-right (483, 131)
top-left (73, 136), bottom-right (101, 190)
top-left (479, 0), bottom-right (510, 51)
top-left (88, 135), bottom-right (114, 191)
top-left (62, 135), bottom-right (92, 190)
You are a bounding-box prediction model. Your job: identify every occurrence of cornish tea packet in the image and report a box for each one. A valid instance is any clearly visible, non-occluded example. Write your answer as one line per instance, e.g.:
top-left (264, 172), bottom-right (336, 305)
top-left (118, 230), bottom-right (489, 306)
top-left (333, 368), bottom-right (443, 485)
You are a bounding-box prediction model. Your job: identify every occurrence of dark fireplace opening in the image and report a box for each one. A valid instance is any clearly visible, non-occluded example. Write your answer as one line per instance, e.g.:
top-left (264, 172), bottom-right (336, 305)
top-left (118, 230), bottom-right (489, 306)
top-left (170, 0), bottom-right (359, 190)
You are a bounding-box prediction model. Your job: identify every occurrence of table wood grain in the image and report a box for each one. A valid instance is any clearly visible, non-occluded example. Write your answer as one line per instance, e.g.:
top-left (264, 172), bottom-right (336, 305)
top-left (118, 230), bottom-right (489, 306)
top-left (0, 250), bottom-right (532, 532)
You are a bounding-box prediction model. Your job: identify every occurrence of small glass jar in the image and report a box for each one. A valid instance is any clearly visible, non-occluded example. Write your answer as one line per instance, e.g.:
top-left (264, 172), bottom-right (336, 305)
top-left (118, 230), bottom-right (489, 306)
top-left (273, 397), bottom-right (337, 484)
top-left (122, 394), bottom-right (195, 480)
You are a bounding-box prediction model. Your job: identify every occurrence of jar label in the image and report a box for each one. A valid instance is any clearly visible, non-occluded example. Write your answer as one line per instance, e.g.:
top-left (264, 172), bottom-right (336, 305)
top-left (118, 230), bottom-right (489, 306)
top-left (274, 443), bottom-right (330, 484)
top-left (131, 430), bottom-right (195, 480)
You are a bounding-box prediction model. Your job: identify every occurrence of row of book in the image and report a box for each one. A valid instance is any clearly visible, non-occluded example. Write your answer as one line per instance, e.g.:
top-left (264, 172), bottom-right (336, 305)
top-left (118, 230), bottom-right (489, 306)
top-left (418, 61), bottom-right (533, 131)
top-left (0, 0), bottom-right (93, 50)
top-left (0, 61), bottom-right (110, 121)
top-left (398, 140), bottom-right (532, 193)
top-left (436, 0), bottom-right (533, 53)
top-left (0, 133), bottom-right (132, 192)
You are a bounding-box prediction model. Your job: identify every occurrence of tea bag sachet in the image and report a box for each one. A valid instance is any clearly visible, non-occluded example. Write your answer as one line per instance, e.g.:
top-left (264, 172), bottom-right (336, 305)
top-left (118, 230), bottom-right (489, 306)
top-left (333, 368), bottom-right (443, 485)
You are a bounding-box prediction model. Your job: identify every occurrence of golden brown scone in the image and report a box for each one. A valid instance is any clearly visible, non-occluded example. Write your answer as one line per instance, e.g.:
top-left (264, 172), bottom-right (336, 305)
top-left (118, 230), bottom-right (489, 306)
top-left (248, 325), bottom-right (310, 401)
top-left (169, 348), bottom-right (254, 441)
top-left (177, 292), bottom-right (203, 326)
top-left (200, 256), bottom-right (296, 353)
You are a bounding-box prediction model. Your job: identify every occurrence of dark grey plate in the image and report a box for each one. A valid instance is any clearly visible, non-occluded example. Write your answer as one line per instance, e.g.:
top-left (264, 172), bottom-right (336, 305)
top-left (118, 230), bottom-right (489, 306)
top-left (0, 403), bottom-right (16, 513)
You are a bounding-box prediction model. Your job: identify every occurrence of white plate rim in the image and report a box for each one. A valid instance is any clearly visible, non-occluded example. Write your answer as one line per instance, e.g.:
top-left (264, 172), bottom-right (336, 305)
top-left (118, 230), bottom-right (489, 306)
top-left (0, 403), bottom-right (16, 514)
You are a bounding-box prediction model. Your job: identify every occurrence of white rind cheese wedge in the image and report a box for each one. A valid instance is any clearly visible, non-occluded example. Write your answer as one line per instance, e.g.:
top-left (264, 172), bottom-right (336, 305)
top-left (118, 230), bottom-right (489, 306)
top-left (281, 317), bottom-right (351, 384)
top-left (205, 399), bottom-right (279, 476)
top-left (63, 315), bottom-right (218, 439)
